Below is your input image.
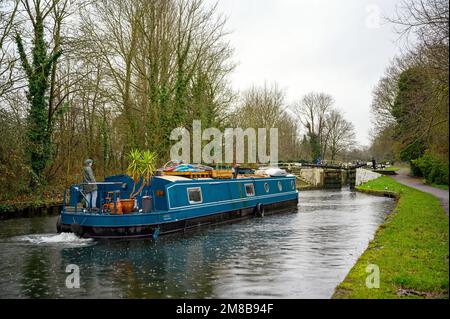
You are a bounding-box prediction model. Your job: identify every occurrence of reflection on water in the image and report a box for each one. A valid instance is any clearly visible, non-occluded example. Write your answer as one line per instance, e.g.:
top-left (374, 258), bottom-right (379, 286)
top-left (0, 188), bottom-right (394, 298)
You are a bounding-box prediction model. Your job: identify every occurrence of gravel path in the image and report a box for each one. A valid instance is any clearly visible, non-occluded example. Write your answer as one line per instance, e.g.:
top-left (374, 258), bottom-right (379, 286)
top-left (392, 168), bottom-right (449, 215)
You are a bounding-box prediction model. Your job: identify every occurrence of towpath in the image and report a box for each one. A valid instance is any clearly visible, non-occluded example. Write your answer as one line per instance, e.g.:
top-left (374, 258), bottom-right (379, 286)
top-left (392, 168), bottom-right (449, 215)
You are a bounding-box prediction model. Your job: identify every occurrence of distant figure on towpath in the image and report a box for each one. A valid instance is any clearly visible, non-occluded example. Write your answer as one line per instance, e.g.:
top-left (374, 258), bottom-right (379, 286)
top-left (371, 157), bottom-right (376, 170)
top-left (83, 159), bottom-right (97, 208)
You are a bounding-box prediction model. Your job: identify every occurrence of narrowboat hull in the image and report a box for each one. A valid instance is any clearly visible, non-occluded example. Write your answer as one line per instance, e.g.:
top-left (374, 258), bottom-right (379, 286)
top-left (58, 198), bottom-right (298, 239)
top-left (58, 174), bottom-right (299, 239)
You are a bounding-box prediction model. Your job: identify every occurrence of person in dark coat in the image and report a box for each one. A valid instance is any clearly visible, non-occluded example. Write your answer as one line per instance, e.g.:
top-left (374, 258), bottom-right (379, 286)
top-left (83, 159), bottom-right (97, 208)
top-left (371, 157), bottom-right (376, 170)
top-left (232, 164), bottom-right (240, 179)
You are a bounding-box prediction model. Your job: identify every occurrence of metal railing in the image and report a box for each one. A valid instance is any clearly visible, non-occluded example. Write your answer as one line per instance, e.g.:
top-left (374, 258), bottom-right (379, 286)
top-left (279, 162), bottom-right (366, 170)
top-left (65, 182), bottom-right (124, 214)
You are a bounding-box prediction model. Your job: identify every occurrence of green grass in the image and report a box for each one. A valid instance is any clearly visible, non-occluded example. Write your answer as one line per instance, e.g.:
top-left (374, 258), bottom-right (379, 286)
top-left (333, 176), bottom-right (449, 299)
top-left (432, 184), bottom-right (449, 191)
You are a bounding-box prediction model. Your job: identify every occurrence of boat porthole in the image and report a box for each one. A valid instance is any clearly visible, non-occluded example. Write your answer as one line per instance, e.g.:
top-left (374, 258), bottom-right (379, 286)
top-left (264, 183), bottom-right (269, 193)
top-left (278, 181), bottom-right (282, 192)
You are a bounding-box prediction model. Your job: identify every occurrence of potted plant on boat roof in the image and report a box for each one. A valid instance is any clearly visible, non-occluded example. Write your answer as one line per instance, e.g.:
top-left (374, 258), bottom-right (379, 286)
top-left (124, 149), bottom-right (157, 213)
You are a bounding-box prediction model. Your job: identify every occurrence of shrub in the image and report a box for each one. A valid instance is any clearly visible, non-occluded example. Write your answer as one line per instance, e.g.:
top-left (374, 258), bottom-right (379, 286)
top-left (410, 161), bottom-right (422, 177)
top-left (412, 152), bottom-right (449, 185)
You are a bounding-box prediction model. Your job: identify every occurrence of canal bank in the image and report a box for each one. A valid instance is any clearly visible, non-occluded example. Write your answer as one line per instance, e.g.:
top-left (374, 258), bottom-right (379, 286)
top-left (333, 176), bottom-right (449, 299)
top-left (392, 168), bottom-right (449, 215)
top-left (0, 199), bottom-right (62, 220)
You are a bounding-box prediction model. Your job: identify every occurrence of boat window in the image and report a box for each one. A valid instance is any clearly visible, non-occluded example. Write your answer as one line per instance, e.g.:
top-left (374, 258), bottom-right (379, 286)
top-left (278, 181), bottom-right (283, 191)
top-left (291, 180), bottom-right (295, 190)
top-left (245, 183), bottom-right (255, 197)
top-left (264, 182), bottom-right (269, 193)
top-left (187, 187), bottom-right (202, 204)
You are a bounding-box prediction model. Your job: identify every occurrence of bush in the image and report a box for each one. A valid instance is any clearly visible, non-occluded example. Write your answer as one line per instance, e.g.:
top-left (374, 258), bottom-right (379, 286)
top-left (412, 152), bottom-right (449, 185)
top-left (410, 161), bottom-right (422, 177)
top-left (430, 161), bottom-right (449, 185)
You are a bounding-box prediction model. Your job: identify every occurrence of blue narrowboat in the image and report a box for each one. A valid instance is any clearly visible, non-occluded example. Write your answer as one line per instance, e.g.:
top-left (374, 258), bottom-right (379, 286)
top-left (57, 173), bottom-right (299, 239)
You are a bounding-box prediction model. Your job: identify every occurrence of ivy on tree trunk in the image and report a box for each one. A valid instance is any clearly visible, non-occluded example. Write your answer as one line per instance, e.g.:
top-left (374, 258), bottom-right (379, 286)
top-left (15, 9), bottom-right (61, 188)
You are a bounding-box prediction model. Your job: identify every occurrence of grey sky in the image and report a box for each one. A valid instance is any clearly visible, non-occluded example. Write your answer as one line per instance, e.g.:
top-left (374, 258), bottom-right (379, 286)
top-left (209, 0), bottom-right (403, 145)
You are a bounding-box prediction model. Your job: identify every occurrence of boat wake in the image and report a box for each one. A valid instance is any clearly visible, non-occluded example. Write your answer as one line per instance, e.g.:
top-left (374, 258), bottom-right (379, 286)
top-left (12, 233), bottom-right (95, 247)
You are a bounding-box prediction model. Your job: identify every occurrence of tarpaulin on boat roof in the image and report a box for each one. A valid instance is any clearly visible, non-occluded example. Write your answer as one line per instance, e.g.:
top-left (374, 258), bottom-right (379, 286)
top-left (155, 175), bottom-right (192, 182)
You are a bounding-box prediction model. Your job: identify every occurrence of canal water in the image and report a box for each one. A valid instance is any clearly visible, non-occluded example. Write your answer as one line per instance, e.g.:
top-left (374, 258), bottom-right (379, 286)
top-left (0, 188), bottom-right (394, 299)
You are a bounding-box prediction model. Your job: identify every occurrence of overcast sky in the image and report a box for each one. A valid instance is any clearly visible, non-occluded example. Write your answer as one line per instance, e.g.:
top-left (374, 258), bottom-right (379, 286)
top-left (207, 0), bottom-right (404, 146)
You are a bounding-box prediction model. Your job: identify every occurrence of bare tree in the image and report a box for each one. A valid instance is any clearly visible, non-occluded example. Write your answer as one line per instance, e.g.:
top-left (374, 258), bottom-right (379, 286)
top-left (291, 92), bottom-right (334, 161)
top-left (0, 0), bottom-right (19, 98)
top-left (228, 83), bottom-right (301, 162)
top-left (391, 0), bottom-right (449, 46)
top-left (75, 0), bottom-right (233, 155)
top-left (233, 83), bottom-right (286, 128)
top-left (324, 109), bottom-right (356, 161)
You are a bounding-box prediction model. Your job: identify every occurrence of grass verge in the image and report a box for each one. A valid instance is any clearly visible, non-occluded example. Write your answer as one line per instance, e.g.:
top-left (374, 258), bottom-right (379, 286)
top-left (432, 184), bottom-right (449, 191)
top-left (333, 176), bottom-right (449, 299)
